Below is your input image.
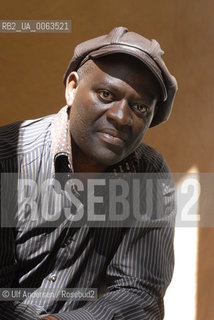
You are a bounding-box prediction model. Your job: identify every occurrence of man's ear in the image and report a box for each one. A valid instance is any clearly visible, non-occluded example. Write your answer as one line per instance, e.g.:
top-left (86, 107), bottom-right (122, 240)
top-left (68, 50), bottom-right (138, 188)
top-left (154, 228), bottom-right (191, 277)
top-left (65, 72), bottom-right (79, 106)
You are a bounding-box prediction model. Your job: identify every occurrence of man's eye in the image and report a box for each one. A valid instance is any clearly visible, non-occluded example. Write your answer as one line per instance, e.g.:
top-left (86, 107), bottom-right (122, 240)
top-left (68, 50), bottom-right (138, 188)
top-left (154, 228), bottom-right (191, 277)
top-left (98, 90), bottom-right (114, 101)
top-left (133, 104), bottom-right (149, 114)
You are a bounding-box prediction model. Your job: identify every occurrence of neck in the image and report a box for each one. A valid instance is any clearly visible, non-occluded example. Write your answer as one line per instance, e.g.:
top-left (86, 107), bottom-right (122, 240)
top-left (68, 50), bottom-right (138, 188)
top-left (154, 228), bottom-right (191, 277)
top-left (71, 138), bottom-right (107, 173)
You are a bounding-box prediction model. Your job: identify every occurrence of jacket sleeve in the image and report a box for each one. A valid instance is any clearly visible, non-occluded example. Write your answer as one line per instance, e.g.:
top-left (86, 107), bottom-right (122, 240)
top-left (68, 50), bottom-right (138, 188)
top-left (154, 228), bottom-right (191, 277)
top-left (0, 229), bottom-right (46, 319)
top-left (0, 169), bottom-right (45, 320)
top-left (48, 165), bottom-right (176, 320)
top-left (48, 221), bottom-right (175, 320)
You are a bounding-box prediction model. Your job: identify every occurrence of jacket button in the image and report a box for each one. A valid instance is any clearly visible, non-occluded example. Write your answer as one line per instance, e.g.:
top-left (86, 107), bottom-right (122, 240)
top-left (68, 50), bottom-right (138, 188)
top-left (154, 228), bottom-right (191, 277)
top-left (49, 274), bottom-right (57, 282)
top-left (65, 236), bottom-right (72, 246)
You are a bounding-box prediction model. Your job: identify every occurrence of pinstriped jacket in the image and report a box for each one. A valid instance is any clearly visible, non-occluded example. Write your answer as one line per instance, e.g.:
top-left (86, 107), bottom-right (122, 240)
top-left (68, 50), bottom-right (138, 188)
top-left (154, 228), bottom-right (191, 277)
top-left (0, 108), bottom-right (175, 320)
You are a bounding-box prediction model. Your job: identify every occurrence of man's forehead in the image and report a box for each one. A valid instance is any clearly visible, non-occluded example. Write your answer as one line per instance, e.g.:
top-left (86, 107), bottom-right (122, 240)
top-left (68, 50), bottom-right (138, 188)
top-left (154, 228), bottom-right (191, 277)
top-left (94, 54), bottom-right (158, 77)
top-left (78, 54), bottom-right (157, 81)
top-left (78, 55), bottom-right (161, 96)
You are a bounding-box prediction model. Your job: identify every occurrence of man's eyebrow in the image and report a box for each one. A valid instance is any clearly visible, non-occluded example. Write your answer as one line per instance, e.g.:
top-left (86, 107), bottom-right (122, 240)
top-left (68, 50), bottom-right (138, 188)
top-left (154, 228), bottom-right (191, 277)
top-left (95, 79), bottom-right (157, 103)
top-left (95, 78), bottom-right (121, 91)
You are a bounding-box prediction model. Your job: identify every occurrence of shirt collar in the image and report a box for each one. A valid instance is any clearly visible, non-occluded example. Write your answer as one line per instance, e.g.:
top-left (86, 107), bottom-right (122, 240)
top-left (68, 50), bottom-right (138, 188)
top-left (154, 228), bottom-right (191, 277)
top-left (51, 105), bottom-right (73, 174)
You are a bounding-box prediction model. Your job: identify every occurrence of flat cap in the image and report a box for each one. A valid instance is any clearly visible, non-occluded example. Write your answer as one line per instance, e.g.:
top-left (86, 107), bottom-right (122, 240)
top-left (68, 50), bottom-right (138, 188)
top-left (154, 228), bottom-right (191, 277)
top-left (64, 26), bottom-right (178, 127)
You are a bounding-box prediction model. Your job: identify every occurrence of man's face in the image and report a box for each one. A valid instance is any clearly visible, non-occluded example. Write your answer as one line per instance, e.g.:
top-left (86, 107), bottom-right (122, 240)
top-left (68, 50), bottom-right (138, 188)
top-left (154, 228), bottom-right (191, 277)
top-left (66, 54), bottom-right (161, 172)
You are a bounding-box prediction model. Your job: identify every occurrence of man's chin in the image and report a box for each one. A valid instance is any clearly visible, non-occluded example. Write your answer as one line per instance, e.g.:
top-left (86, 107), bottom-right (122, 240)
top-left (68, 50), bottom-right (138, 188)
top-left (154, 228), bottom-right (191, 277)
top-left (91, 153), bottom-right (125, 168)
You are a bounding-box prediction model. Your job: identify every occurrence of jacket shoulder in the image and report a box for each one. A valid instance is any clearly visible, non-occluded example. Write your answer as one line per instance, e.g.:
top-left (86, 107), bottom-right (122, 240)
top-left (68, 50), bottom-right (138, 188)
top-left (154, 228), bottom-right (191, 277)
top-left (0, 114), bottom-right (55, 160)
top-left (135, 143), bottom-right (170, 173)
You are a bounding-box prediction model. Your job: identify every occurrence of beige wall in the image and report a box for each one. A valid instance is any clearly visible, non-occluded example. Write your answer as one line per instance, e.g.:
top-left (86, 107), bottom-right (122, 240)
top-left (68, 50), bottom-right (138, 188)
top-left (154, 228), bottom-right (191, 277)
top-left (0, 1), bottom-right (213, 318)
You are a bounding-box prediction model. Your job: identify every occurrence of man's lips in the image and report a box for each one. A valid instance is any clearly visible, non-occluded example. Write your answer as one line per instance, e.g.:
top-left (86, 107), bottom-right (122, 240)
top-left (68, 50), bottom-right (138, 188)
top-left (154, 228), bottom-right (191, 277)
top-left (97, 128), bottom-right (127, 146)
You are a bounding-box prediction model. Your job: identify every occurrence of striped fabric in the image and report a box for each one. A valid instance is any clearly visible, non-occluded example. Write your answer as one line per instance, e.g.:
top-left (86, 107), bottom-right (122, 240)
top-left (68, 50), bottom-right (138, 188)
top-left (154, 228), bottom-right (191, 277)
top-left (0, 107), bottom-right (175, 320)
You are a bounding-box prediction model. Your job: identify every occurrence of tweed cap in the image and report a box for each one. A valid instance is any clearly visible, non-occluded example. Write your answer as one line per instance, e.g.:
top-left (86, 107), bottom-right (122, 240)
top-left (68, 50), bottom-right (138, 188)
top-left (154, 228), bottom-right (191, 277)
top-left (63, 26), bottom-right (178, 127)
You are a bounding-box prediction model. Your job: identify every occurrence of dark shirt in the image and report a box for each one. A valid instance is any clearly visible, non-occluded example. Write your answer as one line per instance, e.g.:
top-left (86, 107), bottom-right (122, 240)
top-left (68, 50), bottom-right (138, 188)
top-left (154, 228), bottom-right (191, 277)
top-left (0, 107), bottom-right (175, 319)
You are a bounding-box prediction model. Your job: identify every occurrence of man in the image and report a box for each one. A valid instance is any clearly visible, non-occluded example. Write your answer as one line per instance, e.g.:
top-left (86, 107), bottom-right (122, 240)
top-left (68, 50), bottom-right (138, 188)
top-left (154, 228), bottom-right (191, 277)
top-left (0, 26), bottom-right (177, 319)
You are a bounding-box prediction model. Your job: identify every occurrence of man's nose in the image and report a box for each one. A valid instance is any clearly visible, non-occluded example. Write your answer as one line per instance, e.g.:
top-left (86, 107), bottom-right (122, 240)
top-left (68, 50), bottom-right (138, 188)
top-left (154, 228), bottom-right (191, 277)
top-left (106, 99), bottom-right (133, 127)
